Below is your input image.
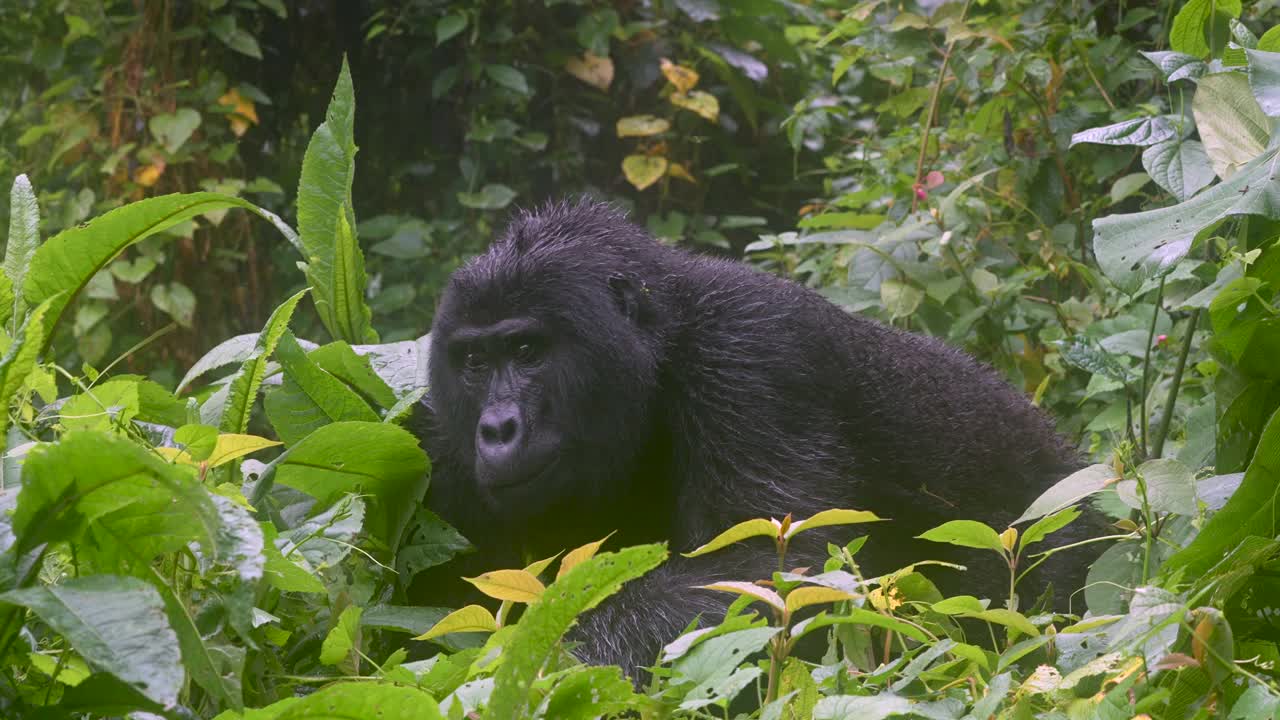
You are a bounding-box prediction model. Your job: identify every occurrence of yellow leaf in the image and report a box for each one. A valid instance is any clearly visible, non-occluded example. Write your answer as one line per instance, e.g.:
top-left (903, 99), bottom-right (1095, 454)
top-left (153, 446), bottom-right (191, 464)
top-left (616, 115), bottom-right (671, 138)
top-left (208, 434), bottom-right (282, 467)
top-left (785, 586), bottom-right (859, 614)
top-left (670, 90), bottom-right (720, 123)
top-left (999, 527), bottom-right (1018, 552)
top-left (218, 88), bottom-right (259, 137)
top-left (413, 605), bottom-right (498, 640)
top-left (699, 581), bottom-right (784, 611)
top-left (682, 517), bottom-right (780, 557)
top-left (464, 569), bottom-right (545, 603)
top-left (785, 509), bottom-right (883, 539)
top-left (523, 552), bottom-right (561, 578)
top-left (134, 160), bottom-right (166, 187)
top-left (557, 532), bottom-right (615, 579)
top-left (621, 155), bottom-right (669, 191)
top-left (660, 58), bottom-right (699, 92)
top-left (666, 163), bottom-right (696, 183)
top-left (565, 52), bottom-right (614, 91)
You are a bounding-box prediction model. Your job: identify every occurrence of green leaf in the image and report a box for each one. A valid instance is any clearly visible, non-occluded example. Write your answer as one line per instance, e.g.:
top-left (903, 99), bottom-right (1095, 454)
top-left (1192, 72), bottom-right (1270, 179)
top-left (1019, 506), bottom-right (1082, 550)
top-left (1109, 172), bottom-right (1151, 205)
top-left (485, 64), bottom-right (529, 94)
top-left (150, 281), bottom-right (196, 327)
top-left (265, 332), bottom-right (380, 445)
top-left (931, 595), bottom-right (986, 615)
top-left (1142, 138), bottom-right (1215, 201)
top-left (1015, 464), bottom-right (1117, 523)
top-left (700, 581), bottom-right (785, 611)
top-left (682, 518), bottom-right (779, 557)
top-left (0, 299), bottom-right (50, 437)
top-left (14, 431), bottom-right (221, 565)
top-left (542, 666), bottom-right (641, 719)
top-left (1091, 143), bottom-right (1280, 294)
top-left (456, 183), bottom-right (517, 210)
top-left (270, 683), bottom-right (444, 719)
top-left (1248, 49), bottom-right (1280, 115)
top-left (148, 108), bottom-right (202, 154)
top-left (916, 519), bottom-right (1005, 553)
top-left (275, 421), bottom-right (429, 550)
top-left (790, 608), bottom-right (928, 643)
top-left (210, 15), bottom-right (263, 59)
top-left (1261, 26), bottom-right (1280, 52)
top-left (484, 545), bottom-right (666, 718)
top-left (1169, 0), bottom-right (1241, 58)
top-left (1141, 50), bottom-right (1209, 82)
top-left (814, 694), bottom-right (910, 720)
top-left (968, 608), bottom-right (1039, 637)
top-left (436, 13), bottom-right (467, 45)
top-left (310, 342), bottom-right (397, 408)
top-left (4, 174), bottom-right (39, 330)
top-left (219, 289), bottom-right (308, 434)
top-left (1117, 458), bottom-right (1199, 516)
top-left (320, 605), bottom-right (363, 666)
top-left (179, 332), bottom-right (317, 393)
top-left (174, 424), bottom-right (218, 461)
top-left (297, 58), bottom-right (377, 344)
top-left (262, 522), bottom-right (326, 594)
top-left (0, 576), bottom-right (182, 707)
top-left (25, 192), bottom-right (291, 353)
top-left (786, 508), bottom-right (883, 538)
top-left (621, 156), bottom-right (668, 191)
top-left (1164, 408), bottom-right (1280, 576)
top-left (149, 566), bottom-right (242, 710)
top-left (1069, 116), bottom-right (1180, 147)
top-left (616, 115), bottom-right (671, 138)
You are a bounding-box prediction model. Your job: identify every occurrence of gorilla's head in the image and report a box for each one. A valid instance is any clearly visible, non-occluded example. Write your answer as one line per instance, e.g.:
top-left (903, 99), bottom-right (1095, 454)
top-left (429, 201), bottom-right (664, 523)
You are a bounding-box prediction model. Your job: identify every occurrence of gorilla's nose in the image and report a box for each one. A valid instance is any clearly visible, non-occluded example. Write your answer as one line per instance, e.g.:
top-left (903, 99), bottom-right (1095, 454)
top-left (476, 403), bottom-right (524, 466)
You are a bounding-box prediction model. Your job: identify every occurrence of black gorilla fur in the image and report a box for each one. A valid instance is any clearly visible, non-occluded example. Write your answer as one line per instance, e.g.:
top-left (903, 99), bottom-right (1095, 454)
top-left (416, 199), bottom-right (1096, 677)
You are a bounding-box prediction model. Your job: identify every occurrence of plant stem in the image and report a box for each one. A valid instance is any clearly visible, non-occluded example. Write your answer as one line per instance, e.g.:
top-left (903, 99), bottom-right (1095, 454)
top-left (1150, 309), bottom-right (1200, 459)
top-left (911, 0), bottom-right (973, 213)
top-left (1139, 277), bottom-right (1165, 458)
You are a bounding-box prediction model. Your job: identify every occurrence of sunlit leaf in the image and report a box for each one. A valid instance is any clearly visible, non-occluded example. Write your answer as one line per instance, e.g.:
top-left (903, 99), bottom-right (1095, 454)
top-left (415, 605), bottom-right (498, 640)
top-left (465, 569), bottom-right (545, 603)
top-left (682, 518), bottom-right (779, 557)
top-left (700, 581), bottom-right (785, 611)
top-left (786, 509), bottom-right (883, 538)
top-left (622, 155), bottom-right (669, 191)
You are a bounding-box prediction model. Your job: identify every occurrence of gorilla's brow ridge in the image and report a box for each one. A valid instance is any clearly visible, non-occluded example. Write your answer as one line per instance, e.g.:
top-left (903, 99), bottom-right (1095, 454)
top-left (447, 317), bottom-right (543, 344)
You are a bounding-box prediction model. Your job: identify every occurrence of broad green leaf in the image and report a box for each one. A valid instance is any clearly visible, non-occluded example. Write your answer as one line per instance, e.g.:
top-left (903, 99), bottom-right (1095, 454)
top-left (274, 421), bottom-right (429, 550)
top-left (1, 577), bottom-right (182, 707)
top-left (261, 522), bottom-right (326, 594)
top-left (616, 115), bottom-right (671, 137)
top-left (178, 332), bottom-right (318, 393)
top-left (149, 566), bottom-right (242, 710)
top-left (174, 424), bottom-right (218, 461)
top-left (814, 695), bottom-right (911, 720)
top-left (542, 666), bottom-right (641, 719)
top-left (271, 683), bottom-right (444, 720)
top-left (1019, 506), bottom-right (1082, 549)
top-left (1262, 26), bottom-right (1280, 52)
top-left (485, 64), bottom-right (529, 94)
top-left (622, 155), bottom-right (669, 191)
top-left (485, 544), bottom-right (666, 718)
top-left (320, 605), bottom-right (363, 666)
top-left (786, 508), bottom-right (883, 538)
top-left (415, 605), bottom-right (497, 640)
top-left (1015, 464), bottom-right (1118, 523)
top-left (931, 595), bottom-right (986, 615)
top-left (1109, 172), bottom-right (1151, 205)
top-left (265, 332), bottom-right (379, 445)
top-left (456, 183), bottom-right (517, 210)
top-left (1248, 49), bottom-right (1280, 115)
top-left (150, 281), bottom-right (196, 327)
top-left (1117, 458), bottom-right (1198, 516)
top-left (1141, 50), bottom-right (1209, 82)
top-left (683, 518), bottom-right (779, 557)
top-left (1069, 116), bottom-right (1180, 148)
top-left (916, 520), bottom-right (1005, 553)
top-left (790, 608), bottom-right (928, 642)
top-left (1164, 408), bottom-right (1280, 576)
top-left (700, 581), bottom-right (785, 611)
top-left (296, 58), bottom-right (377, 344)
top-left (219, 289), bottom-right (307, 434)
top-left (1192, 72), bottom-right (1269, 179)
top-left (15, 432), bottom-right (220, 568)
top-left (785, 586), bottom-right (858, 613)
top-left (4, 174), bottom-right (39, 329)
top-left (798, 212), bottom-right (888, 230)
top-left (1142, 138), bottom-right (1215, 201)
top-left (465, 569), bottom-right (545, 603)
top-left (25, 192), bottom-right (290, 352)
top-left (361, 605), bottom-right (451, 636)
top-left (310, 341), bottom-right (397, 409)
top-left (436, 13), bottom-right (467, 45)
top-left (1170, 0), bottom-right (1241, 58)
top-left (967, 608), bottom-right (1039, 637)
top-left (148, 108), bottom-right (202, 154)
top-left (557, 532), bottom-right (614, 579)
top-left (668, 626), bottom-right (776, 711)
top-left (210, 15), bottom-right (262, 59)
top-left (1091, 145), bottom-right (1280, 294)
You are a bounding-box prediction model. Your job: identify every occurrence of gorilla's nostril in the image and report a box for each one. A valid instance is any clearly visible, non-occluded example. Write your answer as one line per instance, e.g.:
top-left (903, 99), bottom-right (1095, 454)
top-left (477, 404), bottom-right (523, 457)
top-left (497, 417), bottom-right (518, 444)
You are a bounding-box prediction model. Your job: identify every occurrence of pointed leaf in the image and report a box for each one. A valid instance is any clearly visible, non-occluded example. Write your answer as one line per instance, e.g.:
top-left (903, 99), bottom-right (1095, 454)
top-left (700, 581), bottom-right (785, 611)
top-left (1015, 463), bottom-right (1119, 523)
top-left (786, 508), bottom-right (883, 538)
top-left (1019, 506), bottom-right (1082, 550)
top-left (464, 569), bottom-right (545, 603)
top-left (1192, 72), bottom-right (1269, 179)
top-left (415, 605), bottom-right (498, 640)
top-left (1142, 138), bottom-right (1215, 201)
top-left (682, 518), bottom-right (779, 557)
top-left (616, 115), bottom-right (671, 138)
top-left (219, 289), bottom-right (308, 433)
top-left (557, 532), bottom-right (614, 579)
top-left (207, 434), bottom-right (281, 468)
top-left (916, 520), bottom-right (1005, 552)
top-left (785, 586), bottom-right (858, 613)
top-left (0, 298), bottom-right (51, 437)
top-left (265, 331), bottom-right (379, 445)
top-left (1069, 116), bottom-right (1180, 148)
top-left (0, 576), bottom-right (181, 708)
top-left (4, 174), bottom-right (40, 328)
top-left (622, 155), bottom-right (668, 191)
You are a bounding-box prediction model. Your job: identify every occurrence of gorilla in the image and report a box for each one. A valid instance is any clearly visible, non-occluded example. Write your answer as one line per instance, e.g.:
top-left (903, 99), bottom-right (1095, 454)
top-left (415, 199), bottom-right (1095, 677)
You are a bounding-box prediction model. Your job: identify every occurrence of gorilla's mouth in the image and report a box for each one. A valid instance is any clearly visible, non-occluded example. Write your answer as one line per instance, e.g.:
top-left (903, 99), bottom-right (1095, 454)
top-left (481, 455), bottom-right (558, 490)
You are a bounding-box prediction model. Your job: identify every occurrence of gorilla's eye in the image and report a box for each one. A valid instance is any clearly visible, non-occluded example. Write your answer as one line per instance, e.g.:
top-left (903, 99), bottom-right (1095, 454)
top-left (463, 351), bottom-right (487, 372)
top-left (514, 340), bottom-right (542, 364)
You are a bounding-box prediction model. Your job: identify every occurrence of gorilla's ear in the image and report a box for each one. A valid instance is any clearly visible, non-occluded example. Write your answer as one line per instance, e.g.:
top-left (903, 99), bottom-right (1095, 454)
top-left (608, 274), bottom-right (645, 324)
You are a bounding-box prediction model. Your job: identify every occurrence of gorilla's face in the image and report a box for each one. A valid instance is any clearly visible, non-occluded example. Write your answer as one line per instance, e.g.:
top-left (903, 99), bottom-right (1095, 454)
top-left (429, 262), bottom-right (659, 523)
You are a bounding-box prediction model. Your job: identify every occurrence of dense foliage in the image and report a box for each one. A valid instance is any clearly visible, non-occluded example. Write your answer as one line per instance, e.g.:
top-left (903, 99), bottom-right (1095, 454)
top-left (1, 0), bottom-right (1280, 718)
